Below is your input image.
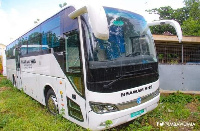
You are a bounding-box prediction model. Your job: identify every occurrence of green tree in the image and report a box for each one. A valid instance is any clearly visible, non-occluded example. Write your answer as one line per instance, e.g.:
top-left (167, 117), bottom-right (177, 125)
top-left (147, 0), bottom-right (200, 36)
top-left (184, 0), bottom-right (200, 8)
top-left (182, 0), bottom-right (200, 35)
top-left (182, 18), bottom-right (200, 36)
top-left (147, 6), bottom-right (189, 24)
top-left (59, 2), bottom-right (67, 8)
top-left (146, 6), bottom-right (189, 35)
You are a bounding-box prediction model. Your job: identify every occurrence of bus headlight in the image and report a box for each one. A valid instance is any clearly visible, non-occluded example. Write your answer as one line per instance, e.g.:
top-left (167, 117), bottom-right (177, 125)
top-left (90, 102), bottom-right (119, 114)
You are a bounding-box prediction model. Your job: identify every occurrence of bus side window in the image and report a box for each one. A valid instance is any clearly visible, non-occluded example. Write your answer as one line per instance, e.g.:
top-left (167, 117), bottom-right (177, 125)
top-left (65, 30), bottom-right (80, 73)
top-left (65, 30), bottom-right (85, 97)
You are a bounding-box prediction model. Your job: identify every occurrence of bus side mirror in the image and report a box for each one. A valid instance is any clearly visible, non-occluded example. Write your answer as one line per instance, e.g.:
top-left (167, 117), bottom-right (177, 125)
top-left (68, 1), bottom-right (109, 40)
top-left (148, 20), bottom-right (182, 43)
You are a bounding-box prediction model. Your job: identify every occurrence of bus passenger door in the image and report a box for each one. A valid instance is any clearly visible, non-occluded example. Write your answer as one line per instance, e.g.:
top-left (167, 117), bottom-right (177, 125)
top-left (65, 30), bottom-right (86, 122)
top-left (15, 48), bottom-right (22, 89)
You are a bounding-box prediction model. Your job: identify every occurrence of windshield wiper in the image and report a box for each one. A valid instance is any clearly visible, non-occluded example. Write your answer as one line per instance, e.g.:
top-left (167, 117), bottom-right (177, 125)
top-left (126, 52), bottom-right (141, 57)
top-left (103, 67), bottom-right (154, 89)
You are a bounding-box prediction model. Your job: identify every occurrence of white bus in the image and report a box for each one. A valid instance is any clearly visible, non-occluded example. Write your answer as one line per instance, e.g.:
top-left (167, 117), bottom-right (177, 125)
top-left (6, 1), bottom-right (182, 130)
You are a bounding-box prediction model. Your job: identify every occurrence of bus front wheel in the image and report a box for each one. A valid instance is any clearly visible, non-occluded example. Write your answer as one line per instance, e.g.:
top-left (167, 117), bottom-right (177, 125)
top-left (46, 89), bottom-right (58, 115)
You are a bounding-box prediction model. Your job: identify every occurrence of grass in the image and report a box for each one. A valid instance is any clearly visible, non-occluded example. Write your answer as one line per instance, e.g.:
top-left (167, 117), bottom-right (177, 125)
top-left (116, 92), bottom-right (200, 131)
top-left (0, 78), bottom-right (200, 131)
top-left (0, 78), bottom-right (84, 131)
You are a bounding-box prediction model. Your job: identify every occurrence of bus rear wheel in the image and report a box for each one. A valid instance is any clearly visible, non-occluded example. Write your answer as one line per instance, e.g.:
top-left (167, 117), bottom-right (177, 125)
top-left (46, 89), bottom-right (58, 115)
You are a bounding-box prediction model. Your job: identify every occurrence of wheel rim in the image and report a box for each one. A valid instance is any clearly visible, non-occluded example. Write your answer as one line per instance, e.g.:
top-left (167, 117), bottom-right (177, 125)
top-left (48, 95), bottom-right (58, 115)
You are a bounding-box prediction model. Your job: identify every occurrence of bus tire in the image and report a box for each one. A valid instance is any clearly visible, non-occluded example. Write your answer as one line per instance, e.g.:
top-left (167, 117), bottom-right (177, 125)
top-left (46, 89), bottom-right (58, 115)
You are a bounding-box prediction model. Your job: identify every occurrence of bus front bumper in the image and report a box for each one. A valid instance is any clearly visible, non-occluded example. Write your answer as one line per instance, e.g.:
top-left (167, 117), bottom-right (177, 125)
top-left (88, 94), bottom-right (160, 130)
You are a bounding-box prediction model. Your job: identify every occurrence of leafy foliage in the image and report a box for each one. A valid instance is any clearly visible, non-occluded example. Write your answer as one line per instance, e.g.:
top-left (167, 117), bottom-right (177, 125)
top-left (160, 92), bottom-right (193, 104)
top-left (147, 0), bottom-right (200, 36)
top-left (146, 6), bottom-right (189, 25)
top-left (182, 0), bottom-right (200, 35)
top-left (182, 17), bottom-right (200, 36)
top-left (146, 6), bottom-right (189, 35)
top-left (149, 25), bottom-right (176, 35)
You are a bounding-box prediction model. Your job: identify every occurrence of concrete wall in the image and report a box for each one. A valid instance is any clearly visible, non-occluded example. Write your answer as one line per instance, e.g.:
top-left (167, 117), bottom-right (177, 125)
top-left (159, 65), bottom-right (200, 91)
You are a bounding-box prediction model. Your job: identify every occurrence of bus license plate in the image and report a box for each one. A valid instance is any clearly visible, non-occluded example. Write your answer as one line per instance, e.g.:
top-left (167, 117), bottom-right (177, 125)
top-left (130, 109), bottom-right (144, 118)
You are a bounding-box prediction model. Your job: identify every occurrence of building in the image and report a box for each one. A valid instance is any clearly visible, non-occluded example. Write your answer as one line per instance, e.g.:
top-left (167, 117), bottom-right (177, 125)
top-left (153, 35), bottom-right (200, 64)
top-left (153, 35), bottom-right (200, 91)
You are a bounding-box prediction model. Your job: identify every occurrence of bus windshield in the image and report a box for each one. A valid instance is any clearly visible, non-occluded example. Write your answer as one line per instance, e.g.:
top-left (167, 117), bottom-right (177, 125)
top-left (87, 7), bottom-right (157, 69)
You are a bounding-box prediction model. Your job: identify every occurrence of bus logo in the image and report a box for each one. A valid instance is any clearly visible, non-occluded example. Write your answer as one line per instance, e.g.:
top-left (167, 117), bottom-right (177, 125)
top-left (137, 97), bottom-right (141, 104)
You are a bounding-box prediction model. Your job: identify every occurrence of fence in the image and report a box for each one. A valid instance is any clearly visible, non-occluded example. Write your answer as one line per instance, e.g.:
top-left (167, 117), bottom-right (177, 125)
top-left (156, 43), bottom-right (200, 65)
top-left (154, 35), bottom-right (200, 91)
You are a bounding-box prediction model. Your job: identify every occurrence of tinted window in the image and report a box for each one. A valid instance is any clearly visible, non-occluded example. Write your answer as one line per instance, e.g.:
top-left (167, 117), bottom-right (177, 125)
top-left (28, 26), bottom-right (41, 53)
top-left (6, 8), bottom-right (67, 58)
top-left (41, 16), bottom-right (61, 52)
top-left (6, 41), bottom-right (17, 59)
